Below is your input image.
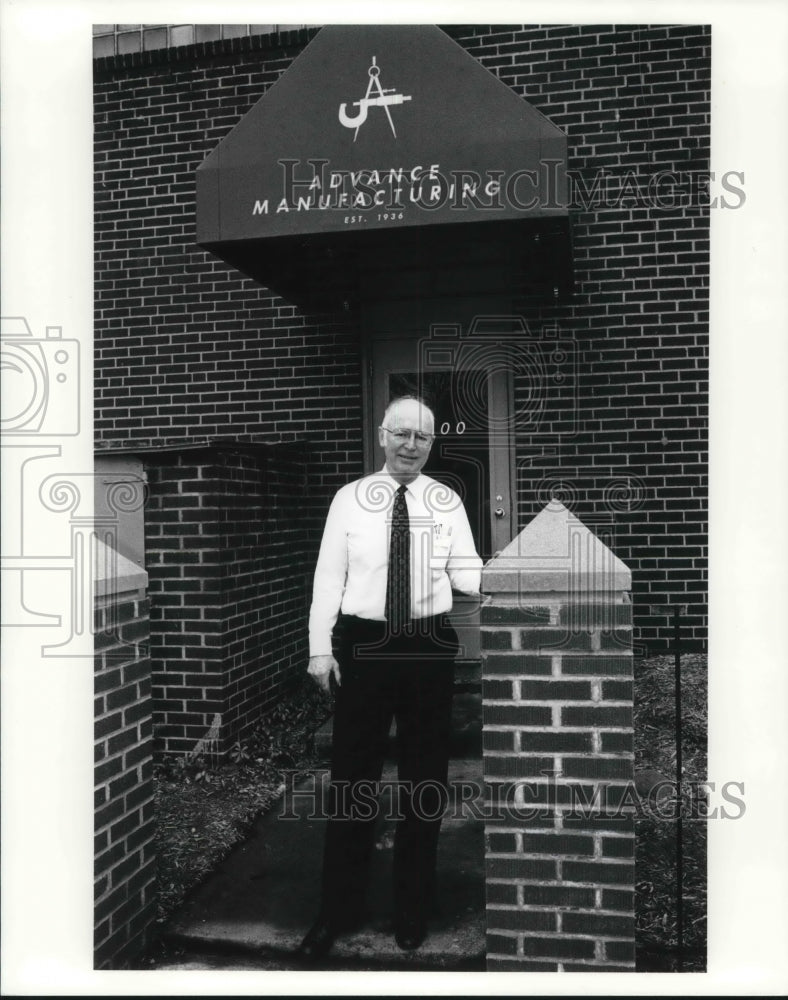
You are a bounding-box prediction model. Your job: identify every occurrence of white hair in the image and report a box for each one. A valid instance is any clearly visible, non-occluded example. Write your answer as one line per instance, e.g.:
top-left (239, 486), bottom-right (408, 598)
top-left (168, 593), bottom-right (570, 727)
top-left (382, 396), bottom-right (435, 430)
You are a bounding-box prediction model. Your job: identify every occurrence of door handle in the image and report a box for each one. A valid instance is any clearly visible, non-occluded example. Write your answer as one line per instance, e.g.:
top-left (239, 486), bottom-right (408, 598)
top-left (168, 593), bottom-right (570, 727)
top-left (494, 507), bottom-right (506, 518)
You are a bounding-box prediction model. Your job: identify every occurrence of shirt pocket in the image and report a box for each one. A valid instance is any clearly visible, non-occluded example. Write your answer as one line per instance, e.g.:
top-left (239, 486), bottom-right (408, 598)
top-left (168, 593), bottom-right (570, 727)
top-left (429, 540), bottom-right (452, 574)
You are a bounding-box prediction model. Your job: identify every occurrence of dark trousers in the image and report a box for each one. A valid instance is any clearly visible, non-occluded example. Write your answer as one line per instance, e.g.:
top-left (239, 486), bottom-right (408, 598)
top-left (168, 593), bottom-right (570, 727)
top-left (319, 614), bottom-right (458, 927)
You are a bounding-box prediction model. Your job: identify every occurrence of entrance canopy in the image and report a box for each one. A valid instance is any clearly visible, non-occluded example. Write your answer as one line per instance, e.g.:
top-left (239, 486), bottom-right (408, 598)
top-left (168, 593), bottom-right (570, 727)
top-left (196, 25), bottom-right (572, 308)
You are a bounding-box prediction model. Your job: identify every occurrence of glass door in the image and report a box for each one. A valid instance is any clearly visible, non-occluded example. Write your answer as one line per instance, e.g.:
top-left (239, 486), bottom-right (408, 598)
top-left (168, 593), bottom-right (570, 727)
top-left (366, 332), bottom-right (516, 660)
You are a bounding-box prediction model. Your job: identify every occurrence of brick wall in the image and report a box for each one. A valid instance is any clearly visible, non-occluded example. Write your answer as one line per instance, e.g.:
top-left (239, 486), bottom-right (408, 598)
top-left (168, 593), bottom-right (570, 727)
top-left (447, 24), bottom-right (709, 649)
top-left (92, 24), bottom-right (319, 59)
top-left (94, 582), bottom-right (155, 969)
top-left (94, 24), bottom-right (708, 684)
top-left (93, 24), bottom-right (363, 516)
top-left (481, 503), bottom-right (635, 971)
top-left (142, 442), bottom-right (325, 756)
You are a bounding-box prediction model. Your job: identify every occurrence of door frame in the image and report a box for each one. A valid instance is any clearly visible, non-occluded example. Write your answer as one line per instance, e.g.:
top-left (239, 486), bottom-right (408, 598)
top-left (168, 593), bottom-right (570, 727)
top-left (361, 323), bottom-right (518, 557)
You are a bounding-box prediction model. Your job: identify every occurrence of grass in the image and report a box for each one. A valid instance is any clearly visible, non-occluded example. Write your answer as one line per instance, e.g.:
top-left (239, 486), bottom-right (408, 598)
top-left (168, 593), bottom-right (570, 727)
top-left (634, 652), bottom-right (708, 971)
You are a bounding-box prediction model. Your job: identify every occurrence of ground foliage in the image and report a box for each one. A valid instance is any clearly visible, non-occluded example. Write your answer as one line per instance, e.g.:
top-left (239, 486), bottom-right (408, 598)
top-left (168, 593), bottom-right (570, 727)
top-left (634, 652), bottom-right (707, 971)
top-left (152, 654), bottom-right (708, 971)
top-left (153, 674), bottom-right (332, 925)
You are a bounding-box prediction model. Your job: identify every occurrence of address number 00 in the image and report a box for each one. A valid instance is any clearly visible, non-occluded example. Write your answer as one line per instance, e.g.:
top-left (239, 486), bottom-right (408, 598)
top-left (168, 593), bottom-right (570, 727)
top-left (440, 421), bottom-right (466, 435)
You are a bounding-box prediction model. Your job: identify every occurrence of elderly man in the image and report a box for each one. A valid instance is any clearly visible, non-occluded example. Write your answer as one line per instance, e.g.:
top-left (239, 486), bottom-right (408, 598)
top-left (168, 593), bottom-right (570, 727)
top-left (297, 395), bottom-right (482, 962)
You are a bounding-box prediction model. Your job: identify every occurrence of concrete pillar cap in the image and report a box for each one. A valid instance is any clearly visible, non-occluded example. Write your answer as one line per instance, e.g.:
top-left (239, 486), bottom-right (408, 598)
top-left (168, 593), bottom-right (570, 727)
top-left (482, 499), bottom-right (631, 594)
top-left (94, 536), bottom-right (148, 598)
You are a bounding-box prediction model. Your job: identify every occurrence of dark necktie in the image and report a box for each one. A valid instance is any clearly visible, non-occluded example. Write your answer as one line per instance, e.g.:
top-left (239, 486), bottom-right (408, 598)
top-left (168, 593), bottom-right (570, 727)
top-left (385, 484), bottom-right (411, 630)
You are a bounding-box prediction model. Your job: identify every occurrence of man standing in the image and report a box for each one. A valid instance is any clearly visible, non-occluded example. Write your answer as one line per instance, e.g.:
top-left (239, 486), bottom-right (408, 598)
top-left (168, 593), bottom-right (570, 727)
top-left (297, 395), bottom-right (482, 961)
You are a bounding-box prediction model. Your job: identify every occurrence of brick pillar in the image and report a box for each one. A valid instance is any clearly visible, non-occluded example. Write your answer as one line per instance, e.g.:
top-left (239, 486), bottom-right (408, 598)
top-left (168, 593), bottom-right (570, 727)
top-left (481, 500), bottom-right (635, 972)
top-left (143, 442), bottom-right (314, 757)
top-left (94, 540), bottom-right (156, 969)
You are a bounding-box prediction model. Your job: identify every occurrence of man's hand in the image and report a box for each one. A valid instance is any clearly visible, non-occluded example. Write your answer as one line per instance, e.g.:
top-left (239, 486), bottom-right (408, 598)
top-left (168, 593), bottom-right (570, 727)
top-left (308, 654), bottom-right (341, 694)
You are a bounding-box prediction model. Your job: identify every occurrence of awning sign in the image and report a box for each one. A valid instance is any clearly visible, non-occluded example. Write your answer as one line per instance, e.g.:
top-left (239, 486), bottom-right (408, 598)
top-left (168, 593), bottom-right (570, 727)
top-left (339, 56), bottom-right (412, 140)
top-left (196, 25), bottom-right (569, 246)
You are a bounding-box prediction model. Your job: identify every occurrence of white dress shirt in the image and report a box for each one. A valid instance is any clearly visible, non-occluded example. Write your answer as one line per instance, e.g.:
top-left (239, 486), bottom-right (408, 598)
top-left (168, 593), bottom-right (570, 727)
top-left (308, 467), bottom-right (483, 658)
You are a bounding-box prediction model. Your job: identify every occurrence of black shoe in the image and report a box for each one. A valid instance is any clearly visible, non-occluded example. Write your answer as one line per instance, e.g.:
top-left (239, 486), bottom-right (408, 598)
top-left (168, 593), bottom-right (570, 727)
top-left (296, 917), bottom-right (337, 962)
top-left (394, 913), bottom-right (427, 951)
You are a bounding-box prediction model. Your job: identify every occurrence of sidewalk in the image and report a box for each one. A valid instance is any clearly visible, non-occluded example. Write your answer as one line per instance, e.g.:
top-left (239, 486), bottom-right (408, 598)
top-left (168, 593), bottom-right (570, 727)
top-left (161, 693), bottom-right (486, 970)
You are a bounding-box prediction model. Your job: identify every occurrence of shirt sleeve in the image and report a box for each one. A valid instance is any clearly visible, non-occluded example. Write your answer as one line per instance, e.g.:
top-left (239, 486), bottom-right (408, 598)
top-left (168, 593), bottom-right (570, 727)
top-left (446, 501), bottom-right (483, 595)
top-left (308, 490), bottom-right (349, 658)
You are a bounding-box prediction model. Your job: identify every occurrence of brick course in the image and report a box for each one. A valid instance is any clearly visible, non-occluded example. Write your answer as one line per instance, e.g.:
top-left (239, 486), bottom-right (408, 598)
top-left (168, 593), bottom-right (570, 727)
top-left (482, 512), bottom-right (635, 970)
top-left (94, 22), bottom-right (708, 653)
top-left (94, 590), bottom-right (155, 969)
top-left (462, 24), bottom-right (708, 649)
top-left (142, 442), bottom-right (321, 755)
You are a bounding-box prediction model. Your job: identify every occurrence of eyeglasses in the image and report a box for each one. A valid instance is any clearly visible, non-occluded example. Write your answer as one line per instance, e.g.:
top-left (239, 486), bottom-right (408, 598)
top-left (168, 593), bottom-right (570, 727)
top-left (381, 426), bottom-right (435, 447)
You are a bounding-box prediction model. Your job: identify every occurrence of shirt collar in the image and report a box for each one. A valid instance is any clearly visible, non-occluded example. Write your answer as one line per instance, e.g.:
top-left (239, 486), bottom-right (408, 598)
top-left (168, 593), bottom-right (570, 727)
top-left (379, 466), bottom-right (429, 499)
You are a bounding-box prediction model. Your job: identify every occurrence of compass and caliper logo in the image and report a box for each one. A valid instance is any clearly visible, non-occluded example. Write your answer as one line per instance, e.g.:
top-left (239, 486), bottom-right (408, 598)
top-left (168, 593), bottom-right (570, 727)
top-left (338, 56), bottom-right (412, 141)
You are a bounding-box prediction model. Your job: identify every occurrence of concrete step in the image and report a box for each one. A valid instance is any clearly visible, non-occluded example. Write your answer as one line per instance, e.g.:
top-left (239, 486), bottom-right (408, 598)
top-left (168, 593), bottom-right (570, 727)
top-left (163, 758), bottom-right (485, 971)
